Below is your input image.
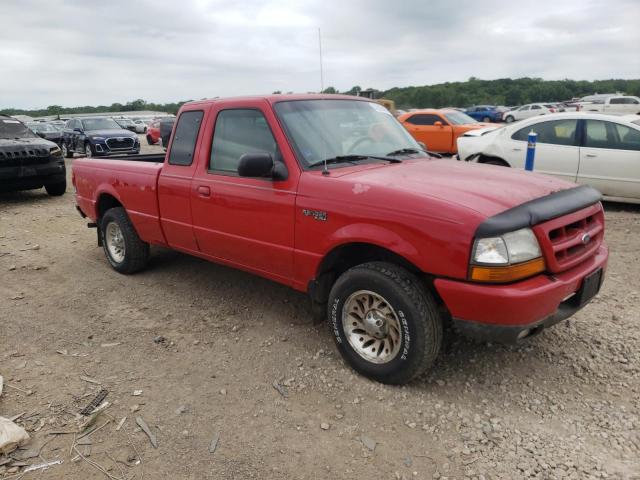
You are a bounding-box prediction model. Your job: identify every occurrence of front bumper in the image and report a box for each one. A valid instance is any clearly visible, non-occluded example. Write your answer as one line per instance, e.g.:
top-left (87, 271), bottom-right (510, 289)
top-left (434, 244), bottom-right (608, 343)
top-left (0, 158), bottom-right (66, 191)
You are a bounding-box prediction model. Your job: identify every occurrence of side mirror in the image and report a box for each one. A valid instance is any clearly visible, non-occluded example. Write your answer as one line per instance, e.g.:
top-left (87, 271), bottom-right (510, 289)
top-left (434, 121), bottom-right (443, 127)
top-left (417, 141), bottom-right (428, 152)
top-left (74, 128), bottom-right (83, 133)
top-left (238, 152), bottom-right (275, 178)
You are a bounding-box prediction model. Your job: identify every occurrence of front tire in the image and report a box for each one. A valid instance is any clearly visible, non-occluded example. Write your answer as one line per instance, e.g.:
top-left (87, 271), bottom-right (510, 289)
top-left (505, 115), bottom-right (515, 123)
top-left (100, 207), bottom-right (150, 274)
top-left (482, 116), bottom-right (492, 123)
top-left (146, 135), bottom-right (155, 145)
top-left (84, 142), bottom-right (94, 158)
top-left (328, 262), bottom-right (442, 384)
top-left (45, 179), bottom-right (66, 196)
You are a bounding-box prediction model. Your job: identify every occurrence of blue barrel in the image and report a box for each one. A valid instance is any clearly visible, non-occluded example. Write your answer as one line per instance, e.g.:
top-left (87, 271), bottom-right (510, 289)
top-left (525, 131), bottom-right (537, 171)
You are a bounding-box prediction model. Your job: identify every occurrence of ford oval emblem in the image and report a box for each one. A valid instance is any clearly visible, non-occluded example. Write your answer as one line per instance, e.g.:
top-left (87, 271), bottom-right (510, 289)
top-left (581, 233), bottom-right (591, 244)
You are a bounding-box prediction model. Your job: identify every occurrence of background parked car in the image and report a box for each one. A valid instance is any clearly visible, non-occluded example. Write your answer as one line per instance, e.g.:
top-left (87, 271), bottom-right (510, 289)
top-left (398, 109), bottom-right (496, 154)
top-left (576, 95), bottom-right (640, 115)
top-left (113, 117), bottom-right (138, 132)
top-left (456, 113), bottom-right (640, 203)
top-left (145, 116), bottom-right (175, 145)
top-left (26, 122), bottom-right (64, 147)
top-left (159, 117), bottom-right (176, 148)
top-left (132, 119), bottom-right (148, 133)
top-left (502, 103), bottom-right (558, 123)
top-left (464, 105), bottom-right (502, 123)
top-left (146, 119), bottom-right (161, 144)
top-left (62, 117), bottom-right (140, 158)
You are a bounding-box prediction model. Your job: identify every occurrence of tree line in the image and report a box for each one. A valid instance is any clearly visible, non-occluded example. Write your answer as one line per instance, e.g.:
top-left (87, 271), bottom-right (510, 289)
top-left (329, 78), bottom-right (640, 109)
top-left (2, 78), bottom-right (639, 117)
top-left (0, 99), bottom-right (190, 118)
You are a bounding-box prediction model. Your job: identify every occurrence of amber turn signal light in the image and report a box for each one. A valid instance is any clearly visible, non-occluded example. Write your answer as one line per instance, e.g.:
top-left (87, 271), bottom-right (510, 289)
top-left (469, 257), bottom-right (545, 283)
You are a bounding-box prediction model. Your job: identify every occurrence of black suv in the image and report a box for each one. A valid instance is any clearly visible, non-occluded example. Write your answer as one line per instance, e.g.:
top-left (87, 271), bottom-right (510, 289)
top-left (0, 115), bottom-right (66, 196)
top-left (62, 117), bottom-right (140, 158)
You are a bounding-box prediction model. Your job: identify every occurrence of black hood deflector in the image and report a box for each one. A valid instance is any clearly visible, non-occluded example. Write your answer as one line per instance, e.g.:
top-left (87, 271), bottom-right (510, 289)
top-left (475, 185), bottom-right (602, 237)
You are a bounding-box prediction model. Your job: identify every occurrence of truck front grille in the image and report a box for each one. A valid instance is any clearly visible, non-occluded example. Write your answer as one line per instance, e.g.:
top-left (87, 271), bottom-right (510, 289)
top-left (534, 203), bottom-right (604, 274)
top-left (106, 138), bottom-right (134, 150)
top-left (0, 148), bottom-right (51, 167)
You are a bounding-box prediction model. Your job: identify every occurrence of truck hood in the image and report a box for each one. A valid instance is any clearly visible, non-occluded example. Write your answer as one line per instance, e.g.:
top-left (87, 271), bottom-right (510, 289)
top-left (332, 158), bottom-right (578, 219)
top-left (0, 136), bottom-right (57, 156)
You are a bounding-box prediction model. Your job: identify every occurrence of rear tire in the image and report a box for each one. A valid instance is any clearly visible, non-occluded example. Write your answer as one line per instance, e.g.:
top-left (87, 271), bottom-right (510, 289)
top-left (100, 207), bottom-right (150, 274)
top-left (482, 116), bottom-right (492, 123)
top-left (45, 179), bottom-right (66, 196)
top-left (328, 262), bottom-right (442, 384)
top-left (146, 135), bottom-right (155, 145)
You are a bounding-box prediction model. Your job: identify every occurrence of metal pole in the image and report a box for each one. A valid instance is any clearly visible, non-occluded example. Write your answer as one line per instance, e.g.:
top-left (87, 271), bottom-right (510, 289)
top-left (525, 130), bottom-right (537, 171)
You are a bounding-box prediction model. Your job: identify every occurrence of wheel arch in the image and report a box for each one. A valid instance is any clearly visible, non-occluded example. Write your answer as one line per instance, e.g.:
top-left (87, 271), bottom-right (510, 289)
top-left (309, 241), bottom-right (424, 305)
top-left (96, 191), bottom-right (124, 221)
top-left (477, 154), bottom-right (510, 167)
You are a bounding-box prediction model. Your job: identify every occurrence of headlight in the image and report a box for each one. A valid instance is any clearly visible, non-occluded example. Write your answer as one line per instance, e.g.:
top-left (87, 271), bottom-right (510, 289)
top-left (470, 228), bottom-right (544, 282)
top-left (50, 146), bottom-right (62, 157)
top-left (91, 136), bottom-right (106, 141)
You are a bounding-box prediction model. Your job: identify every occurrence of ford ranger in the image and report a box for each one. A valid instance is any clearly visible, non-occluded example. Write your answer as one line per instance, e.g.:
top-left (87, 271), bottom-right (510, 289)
top-left (72, 95), bottom-right (608, 384)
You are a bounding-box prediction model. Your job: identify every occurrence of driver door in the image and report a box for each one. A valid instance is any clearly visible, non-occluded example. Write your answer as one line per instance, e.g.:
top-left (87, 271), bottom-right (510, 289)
top-left (190, 100), bottom-right (300, 284)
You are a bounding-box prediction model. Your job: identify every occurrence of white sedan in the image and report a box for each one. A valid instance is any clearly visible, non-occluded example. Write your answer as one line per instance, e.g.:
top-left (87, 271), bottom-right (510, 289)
top-left (456, 113), bottom-right (640, 204)
top-left (502, 103), bottom-right (559, 123)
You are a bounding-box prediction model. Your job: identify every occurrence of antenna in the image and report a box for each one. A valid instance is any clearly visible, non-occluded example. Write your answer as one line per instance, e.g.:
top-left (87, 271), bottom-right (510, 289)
top-left (319, 27), bottom-right (329, 175)
top-left (318, 28), bottom-right (324, 94)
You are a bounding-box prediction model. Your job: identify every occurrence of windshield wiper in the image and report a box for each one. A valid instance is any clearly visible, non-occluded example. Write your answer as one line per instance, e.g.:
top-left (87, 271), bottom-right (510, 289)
top-left (308, 154), bottom-right (401, 169)
top-left (386, 148), bottom-right (423, 156)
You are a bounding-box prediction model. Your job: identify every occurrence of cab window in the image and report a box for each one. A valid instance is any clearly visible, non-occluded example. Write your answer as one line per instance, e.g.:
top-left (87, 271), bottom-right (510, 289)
top-left (209, 109), bottom-right (279, 173)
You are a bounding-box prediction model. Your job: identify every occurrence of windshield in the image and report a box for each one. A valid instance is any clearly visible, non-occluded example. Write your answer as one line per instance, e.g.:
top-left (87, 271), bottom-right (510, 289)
top-left (81, 118), bottom-right (121, 130)
top-left (443, 111), bottom-right (478, 125)
top-left (28, 123), bottom-right (59, 133)
top-left (0, 118), bottom-right (37, 139)
top-left (274, 99), bottom-right (421, 167)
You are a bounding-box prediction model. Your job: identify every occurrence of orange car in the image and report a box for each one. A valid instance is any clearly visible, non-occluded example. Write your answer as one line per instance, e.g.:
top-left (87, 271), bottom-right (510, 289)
top-left (397, 109), bottom-right (495, 154)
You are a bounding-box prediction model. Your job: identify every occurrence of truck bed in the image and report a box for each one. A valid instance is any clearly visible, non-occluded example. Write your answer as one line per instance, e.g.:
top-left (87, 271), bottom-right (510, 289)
top-left (73, 156), bottom-right (166, 245)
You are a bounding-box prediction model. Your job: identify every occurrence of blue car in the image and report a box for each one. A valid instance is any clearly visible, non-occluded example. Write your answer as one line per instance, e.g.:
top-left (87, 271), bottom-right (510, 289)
top-left (61, 117), bottom-right (140, 158)
top-left (464, 105), bottom-right (502, 123)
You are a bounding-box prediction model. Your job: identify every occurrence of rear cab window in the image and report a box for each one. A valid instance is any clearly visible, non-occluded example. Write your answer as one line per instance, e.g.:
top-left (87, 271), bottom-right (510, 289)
top-left (168, 110), bottom-right (204, 166)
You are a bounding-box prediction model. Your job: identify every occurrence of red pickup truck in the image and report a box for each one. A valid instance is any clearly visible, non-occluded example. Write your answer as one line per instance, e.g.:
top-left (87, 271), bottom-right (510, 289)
top-left (73, 94), bottom-right (608, 384)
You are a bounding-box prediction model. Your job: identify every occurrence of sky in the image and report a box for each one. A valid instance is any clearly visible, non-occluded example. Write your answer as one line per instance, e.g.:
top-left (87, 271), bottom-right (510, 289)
top-left (1, 0), bottom-right (639, 109)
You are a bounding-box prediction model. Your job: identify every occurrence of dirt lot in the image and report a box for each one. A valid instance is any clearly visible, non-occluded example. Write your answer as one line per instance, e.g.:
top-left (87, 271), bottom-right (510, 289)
top-left (1, 140), bottom-right (639, 479)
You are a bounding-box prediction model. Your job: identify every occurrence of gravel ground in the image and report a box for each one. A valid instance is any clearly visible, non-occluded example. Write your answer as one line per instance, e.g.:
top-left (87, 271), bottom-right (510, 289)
top-left (0, 139), bottom-right (639, 479)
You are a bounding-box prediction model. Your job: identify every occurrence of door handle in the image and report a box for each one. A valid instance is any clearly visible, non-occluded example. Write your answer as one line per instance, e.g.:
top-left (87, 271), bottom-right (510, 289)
top-left (512, 148), bottom-right (522, 151)
top-left (585, 154), bottom-right (597, 158)
top-left (197, 185), bottom-right (211, 197)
